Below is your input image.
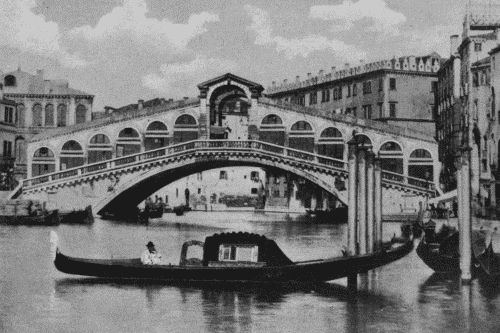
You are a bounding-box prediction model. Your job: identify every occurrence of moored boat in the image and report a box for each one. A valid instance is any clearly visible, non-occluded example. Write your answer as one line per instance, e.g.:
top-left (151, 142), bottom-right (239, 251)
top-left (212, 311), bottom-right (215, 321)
top-left (472, 230), bottom-right (500, 278)
top-left (416, 223), bottom-right (460, 273)
top-left (59, 206), bottom-right (94, 224)
top-left (0, 209), bottom-right (60, 226)
top-left (51, 231), bottom-right (413, 283)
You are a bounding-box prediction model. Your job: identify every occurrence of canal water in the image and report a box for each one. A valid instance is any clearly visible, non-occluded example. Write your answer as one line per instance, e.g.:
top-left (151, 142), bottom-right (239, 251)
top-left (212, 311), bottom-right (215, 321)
top-left (1, 211), bottom-right (500, 332)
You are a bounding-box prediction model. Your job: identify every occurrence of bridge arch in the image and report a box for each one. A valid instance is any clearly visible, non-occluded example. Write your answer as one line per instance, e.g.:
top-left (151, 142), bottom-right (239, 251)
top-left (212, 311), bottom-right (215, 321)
top-left (88, 134), bottom-right (113, 163)
top-left (32, 147), bottom-right (56, 176)
top-left (259, 114), bottom-right (285, 145)
top-left (93, 156), bottom-right (347, 215)
top-left (116, 127), bottom-right (141, 157)
top-left (145, 121), bottom-right (169, 151)
top-left (316, 127), bottom-right (345, 160)
top-left (174, 114), bottom-right (198, 143)
top-left (355, 133), bottom-right (373, 148)
top-left (289, 120), bottom-right (315, 152)
top-left (60, 140), bottom-right (85, 170)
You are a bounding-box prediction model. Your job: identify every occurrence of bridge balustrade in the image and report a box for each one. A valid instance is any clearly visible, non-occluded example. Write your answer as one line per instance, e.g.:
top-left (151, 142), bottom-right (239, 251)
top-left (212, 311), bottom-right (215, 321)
top-left (21, 139), bottom-right (434, 194)
top-left (83, 162), bottom-right (108, 174)
top-left (115, 156), bottom-right (137, 166)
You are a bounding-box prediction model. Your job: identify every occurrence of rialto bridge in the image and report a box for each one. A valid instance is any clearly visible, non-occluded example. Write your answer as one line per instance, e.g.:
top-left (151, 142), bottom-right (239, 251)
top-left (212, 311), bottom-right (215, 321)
top-left (18, 73), bottom-right (440, 215)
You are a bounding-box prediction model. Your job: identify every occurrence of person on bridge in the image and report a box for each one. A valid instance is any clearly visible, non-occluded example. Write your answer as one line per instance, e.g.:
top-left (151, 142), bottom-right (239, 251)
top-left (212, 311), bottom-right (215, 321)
top-left (141, 241), bottom-right (163, 265)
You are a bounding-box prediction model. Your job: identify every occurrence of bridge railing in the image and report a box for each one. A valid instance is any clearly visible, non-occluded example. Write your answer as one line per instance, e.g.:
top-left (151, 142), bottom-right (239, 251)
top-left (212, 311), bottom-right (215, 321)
top-left (382, 170), bottom-right (435, 193)
top-left (22, 139), bottom-right (432, 193)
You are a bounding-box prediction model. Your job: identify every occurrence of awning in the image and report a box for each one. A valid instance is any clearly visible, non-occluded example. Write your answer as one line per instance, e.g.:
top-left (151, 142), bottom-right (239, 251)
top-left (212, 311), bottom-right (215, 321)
top-left (427, 189), bottom-right (457, 205)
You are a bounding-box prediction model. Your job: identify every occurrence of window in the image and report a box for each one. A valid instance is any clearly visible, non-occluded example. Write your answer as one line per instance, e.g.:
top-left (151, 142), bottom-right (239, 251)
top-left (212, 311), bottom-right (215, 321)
top-left (352, 107), bottom-right (357, 117)
top-left (363, 81), bottom-right (372, 94)
top-left (353, 83), bottom-right (357, 96)
top-left (298, 95), bottom-right (305, 106)
top-left (198, 188), bottom-right (201, 194)
top-left (321, 89), bottom-right (330, 103)
top-left (431, 81), bottom-right (438, 93)
top-left (219, 245), bottom-right (258, 262)
top-left (3, 106), bottom-right (14, 124)
top-left (379, 78), bottom-right (384, 91)
top-left (75, 104), bottom-right (87, 124)
top-left (390, 78), bottom-right (396, 90)
top-left (251, 188), bottom-right (258, 194)
top-left (347, 85), bottom-right (351, 97)
top-left (474, 42), bottom-right (482, 52)
top-left (363, 105), bottom-right (372, 119)
top-left (309, 92), bottom-right (317, 105)
top-left (4, 75), bottom-right (16, 87)
top-left (378, 103), bottom-right (384, 118)
top-left (3, 141), bottom-right (12, 157)
top-left (219, 170), bottom-right (227, 180)
top-left (333, 86), bottom-right (342, 100)
top-left (389, 102), bottom-right (397, 118)
top-left (250, 171), bottom-right (259, 181)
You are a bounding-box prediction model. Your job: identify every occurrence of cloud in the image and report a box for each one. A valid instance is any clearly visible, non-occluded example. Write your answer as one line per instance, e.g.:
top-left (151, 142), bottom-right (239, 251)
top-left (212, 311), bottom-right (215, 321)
top-left (69, 0), bottom-right (219, 52)
top-left (142, 56), bottom-right (238, 96)
top-left (244, 5), bottom-right (364, 60)
top-left (310, 0), bottom-right (407, 35)
top-left (0, 0), bottom-right (86, 68)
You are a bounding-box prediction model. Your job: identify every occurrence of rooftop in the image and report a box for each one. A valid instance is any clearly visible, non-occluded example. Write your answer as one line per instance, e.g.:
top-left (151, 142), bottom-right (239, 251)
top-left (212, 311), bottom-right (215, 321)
top-left (266, 53), bottom-right (441, 96)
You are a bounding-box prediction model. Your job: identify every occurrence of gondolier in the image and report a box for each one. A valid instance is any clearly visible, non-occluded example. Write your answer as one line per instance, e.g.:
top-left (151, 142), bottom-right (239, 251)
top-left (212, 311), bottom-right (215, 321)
top-left (141, 241), bottom-right (162, 265)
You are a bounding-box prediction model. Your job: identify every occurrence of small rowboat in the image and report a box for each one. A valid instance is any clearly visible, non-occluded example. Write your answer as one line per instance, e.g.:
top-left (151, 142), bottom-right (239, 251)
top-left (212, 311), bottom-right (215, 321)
top-left (51, 231), bottom-right (413, 283)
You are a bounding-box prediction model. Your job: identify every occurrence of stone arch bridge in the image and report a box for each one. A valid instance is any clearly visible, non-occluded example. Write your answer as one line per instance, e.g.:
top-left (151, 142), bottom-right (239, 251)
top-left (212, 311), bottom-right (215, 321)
top-left (19, 73), bottom-right (439, 215)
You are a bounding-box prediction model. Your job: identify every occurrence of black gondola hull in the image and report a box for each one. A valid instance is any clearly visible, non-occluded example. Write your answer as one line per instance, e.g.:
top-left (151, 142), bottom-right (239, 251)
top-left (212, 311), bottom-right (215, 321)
top-left (54, 240), bottom-right (413, 283)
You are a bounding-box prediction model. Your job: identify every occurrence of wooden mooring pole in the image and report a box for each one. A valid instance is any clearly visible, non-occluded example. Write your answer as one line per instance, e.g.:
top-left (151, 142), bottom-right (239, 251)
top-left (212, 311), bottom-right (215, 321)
top-left (458, 147), bottom-right (472, 283)
top-left (347, 138), bottom-right (358, 290)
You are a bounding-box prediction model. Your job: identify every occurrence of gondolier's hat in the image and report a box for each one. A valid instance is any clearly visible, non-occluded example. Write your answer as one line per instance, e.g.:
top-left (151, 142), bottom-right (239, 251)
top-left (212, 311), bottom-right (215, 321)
top-left (146, 241), bottom-right (155, 247)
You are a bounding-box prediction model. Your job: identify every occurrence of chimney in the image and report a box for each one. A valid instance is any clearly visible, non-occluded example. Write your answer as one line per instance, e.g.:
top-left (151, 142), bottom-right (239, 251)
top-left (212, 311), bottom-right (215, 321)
top-left (318, 69), bottom-right (324, 77)
top-left (450, 35), bottom-right (460, 55)
top-left (272, 81), bottom-right (276, 88)
top-left (183, 97), bottom-right (189, 101)
top-left (307, 73), bottom-right (312, 80)
top-left (36, 69), bottom-right (44, 79)
top-left (331, 66), bottom-right (336, 73)
top-left (283, 79), bottom-right (288, 85)
top-left (359, 60), bottom-right (364, 64)
top-left (296, 75), bottom-right (300, 82)
top-left (344, 63), bottom-right (350, 69)
top-left (138, 99), bottom-right (144, 110)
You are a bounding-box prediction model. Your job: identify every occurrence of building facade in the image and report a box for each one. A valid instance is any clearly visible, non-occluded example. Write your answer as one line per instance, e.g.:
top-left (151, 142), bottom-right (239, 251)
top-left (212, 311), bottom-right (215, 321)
top-left (0, 84), bottom-right (17, 190)
top-left (0, 68), bottom-right (94, 180)
top-left (435, 3), bottom-right (500, 216)
top-left (265, 54), bottom-right (441, 136)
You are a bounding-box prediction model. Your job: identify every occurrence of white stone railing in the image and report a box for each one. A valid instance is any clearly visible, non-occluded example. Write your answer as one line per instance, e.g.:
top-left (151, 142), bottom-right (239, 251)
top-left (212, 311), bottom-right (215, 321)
top-left (22, 139), bottom-right (434, 194)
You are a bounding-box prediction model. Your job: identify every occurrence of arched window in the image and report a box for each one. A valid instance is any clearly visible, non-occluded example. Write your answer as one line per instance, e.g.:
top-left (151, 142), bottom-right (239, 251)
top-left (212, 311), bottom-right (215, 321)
top-left (45, 104), bottom-right (54, 126)
top-left (32, 104), bottom-right (43, 127)
top-left (289, 121), bottom-right (314, 152)
top-left (88, 134), bottom-right (112, 163)
top-left (60, 140), bottom-right (84, 170)
top-left (32, 147), bottom-right (56, 176)
top-left (75, 104), bottom-right (87, 124)
top-left (57, 104), bottom-right (67, 127)
top-left (175, 114), bottom-right (197, 125)
top-left (116, 128), bottom-right (141, 157)
top-left (261, 114), bottom-right (283, 125)
top-left (355, 134), bottom-right (372, 148)
top-left (174, 115), bottom-right (198, 144)
top-left (145, 121), bottom-right (169, 151)
top-left (409, 149), bottom-right (433, 181)
top-left (259, 114), bottom-right (285, 145)
top-left (4, 75), bottom-right (16, 87)
top-left (291, 121), bottom-right (313, 131)
top-left (317, 127), bottom-right (344, 160)
top-left (379, 141), bottom-right (403, 175)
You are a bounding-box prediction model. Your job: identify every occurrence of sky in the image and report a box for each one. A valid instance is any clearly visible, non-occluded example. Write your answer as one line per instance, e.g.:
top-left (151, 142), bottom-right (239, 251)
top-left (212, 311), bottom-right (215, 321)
top-left (0, 0), bottom-right (471, 110)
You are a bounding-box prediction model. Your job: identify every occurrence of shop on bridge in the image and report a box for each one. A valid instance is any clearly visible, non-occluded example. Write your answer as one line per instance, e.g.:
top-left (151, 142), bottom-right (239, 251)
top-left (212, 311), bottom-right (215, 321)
top-left (173, 115), bottom-right (198, 143)
top-left (32, 147), bottom-right (56, 177)
top-left (88, 134), bottom-right (113, 163)
top-left (60, 140), bottom-right (85, 170)
top-left (116, 127), bottom-right (141, 157)
top-left (144, 121), bottom-right (169, 150)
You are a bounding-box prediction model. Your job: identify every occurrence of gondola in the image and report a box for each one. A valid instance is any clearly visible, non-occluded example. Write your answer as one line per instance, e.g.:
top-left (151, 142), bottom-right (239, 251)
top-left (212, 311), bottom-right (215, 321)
top-left (0, 209), bottom-right (60, 226)
top-left (51, 231), bottom-right (413, 283)
top-left (147, 205), bottom-right (164, 219)
top-left (416, 223), bottom-right (461, 273)
top-left (472, 230), bottom-right (500, 278)
top-left (59, 205), bottom-right (94, 224)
